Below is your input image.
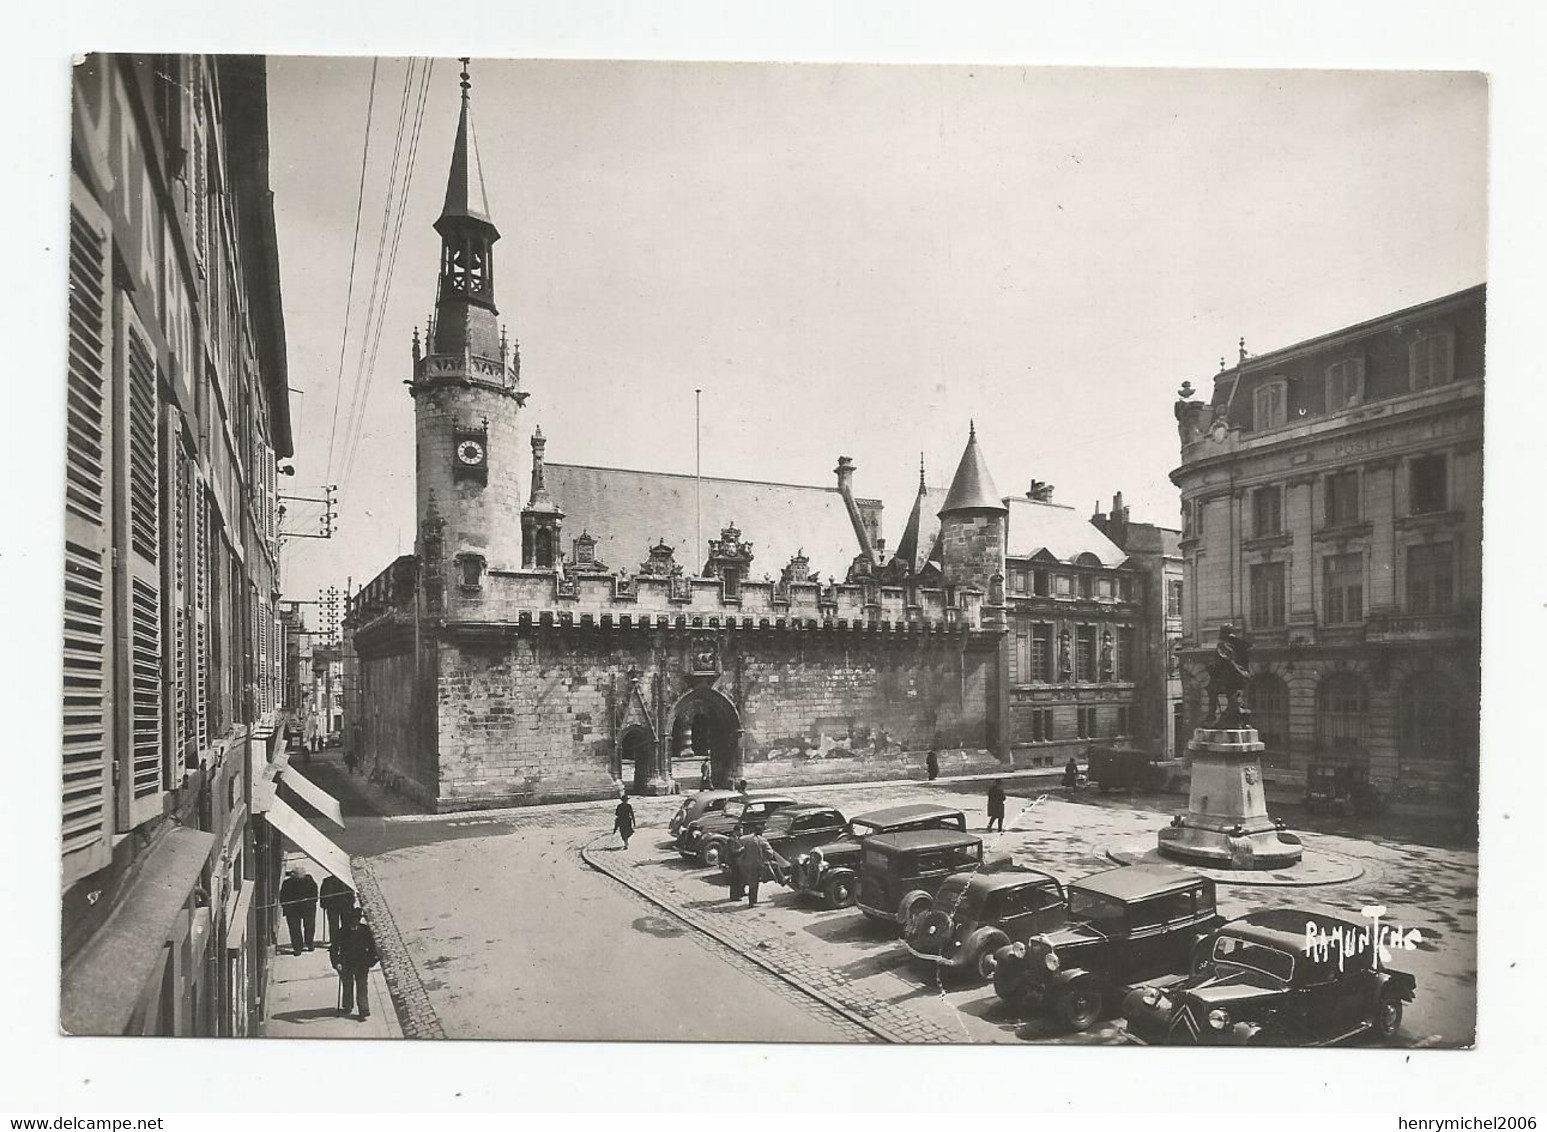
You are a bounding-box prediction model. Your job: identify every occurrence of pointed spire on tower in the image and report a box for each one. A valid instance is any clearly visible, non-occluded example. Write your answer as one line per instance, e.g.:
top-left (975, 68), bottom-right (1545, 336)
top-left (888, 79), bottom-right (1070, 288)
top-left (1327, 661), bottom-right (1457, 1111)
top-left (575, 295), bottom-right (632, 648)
top-left (939, 423), bottom-right (1007, 516)
top-left (918, 452), bottom-right (927, 492)
top-left (437, 57), bottom-right (496, 235)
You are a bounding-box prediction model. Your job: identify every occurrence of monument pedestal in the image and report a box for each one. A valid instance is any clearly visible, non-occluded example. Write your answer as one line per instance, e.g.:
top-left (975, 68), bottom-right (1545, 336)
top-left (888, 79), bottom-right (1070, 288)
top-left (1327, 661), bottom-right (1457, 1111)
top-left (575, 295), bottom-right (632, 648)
top-left (1157, 726), bottom-right (1303, 870)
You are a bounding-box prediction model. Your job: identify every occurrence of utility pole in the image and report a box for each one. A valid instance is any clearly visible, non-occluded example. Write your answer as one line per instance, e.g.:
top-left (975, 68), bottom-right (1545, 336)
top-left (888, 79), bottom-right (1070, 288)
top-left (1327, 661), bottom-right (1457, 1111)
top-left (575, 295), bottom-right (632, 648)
top-left (695, 388), bottom-right (702, 573)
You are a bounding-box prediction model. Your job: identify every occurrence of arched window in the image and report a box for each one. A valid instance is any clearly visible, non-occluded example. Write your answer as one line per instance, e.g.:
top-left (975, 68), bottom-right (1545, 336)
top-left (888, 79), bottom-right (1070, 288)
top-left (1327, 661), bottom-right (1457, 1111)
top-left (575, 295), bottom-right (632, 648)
top-left (1317, 671), bottom-right (1367, 754)
top-left (1249, 673), bottom-right (1290, 767)
top-left (1400, 672), bottom-right (1460, 764)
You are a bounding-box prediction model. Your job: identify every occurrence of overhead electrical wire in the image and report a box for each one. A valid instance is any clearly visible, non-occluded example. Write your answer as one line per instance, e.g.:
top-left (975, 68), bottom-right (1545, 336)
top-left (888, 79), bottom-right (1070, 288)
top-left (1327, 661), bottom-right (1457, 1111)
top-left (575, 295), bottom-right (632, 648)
top-left (338, 58), bottom-right (436, 499)
top-left (323, 58), bottom-right (379, 486)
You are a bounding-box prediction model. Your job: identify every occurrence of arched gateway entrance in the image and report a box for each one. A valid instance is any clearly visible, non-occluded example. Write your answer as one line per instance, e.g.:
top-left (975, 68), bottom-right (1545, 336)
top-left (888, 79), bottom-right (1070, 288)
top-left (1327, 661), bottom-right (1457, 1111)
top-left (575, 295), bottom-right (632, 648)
top-left (618, 726), bottom-right (655, 795)
top-left (667, 687), bottom-right (742, 790)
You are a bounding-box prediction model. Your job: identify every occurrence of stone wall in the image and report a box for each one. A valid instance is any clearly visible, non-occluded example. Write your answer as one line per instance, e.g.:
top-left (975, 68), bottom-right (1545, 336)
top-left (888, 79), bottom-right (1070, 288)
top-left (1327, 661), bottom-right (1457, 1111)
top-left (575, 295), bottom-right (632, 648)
top-left (355, 637), bottom-right (440, 808)
top-left (939, 512), bottom-right (1005, 593)
top-left (428, 623), bottom-right (1004, 809)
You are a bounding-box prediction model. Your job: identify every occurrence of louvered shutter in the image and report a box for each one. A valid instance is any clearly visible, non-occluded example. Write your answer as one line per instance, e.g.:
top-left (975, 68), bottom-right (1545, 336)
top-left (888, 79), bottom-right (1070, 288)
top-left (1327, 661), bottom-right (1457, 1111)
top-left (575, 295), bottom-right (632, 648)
top-left (195, 484), bottom-right (209, 752)
top-left (173, 439), bottom-right (196, 770)
top-left (115, 297), bottom-right (165, 828)
top-left (62, 178), bottom-right (115, 870)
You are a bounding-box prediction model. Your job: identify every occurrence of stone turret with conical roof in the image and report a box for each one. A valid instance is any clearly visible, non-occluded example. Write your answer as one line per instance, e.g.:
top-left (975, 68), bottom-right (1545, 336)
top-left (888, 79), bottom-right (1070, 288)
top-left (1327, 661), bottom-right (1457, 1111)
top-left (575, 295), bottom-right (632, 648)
top-left (412, 58), bottom-right (527, 585)
top-left (937, 422), bottom-right (1008, 596)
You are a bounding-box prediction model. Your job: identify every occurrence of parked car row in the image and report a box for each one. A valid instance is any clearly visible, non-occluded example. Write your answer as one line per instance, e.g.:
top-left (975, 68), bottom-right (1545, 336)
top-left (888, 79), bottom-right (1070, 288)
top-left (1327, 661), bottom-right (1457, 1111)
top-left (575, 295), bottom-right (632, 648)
top-left (665, 789), bottom-right (1416, 1045)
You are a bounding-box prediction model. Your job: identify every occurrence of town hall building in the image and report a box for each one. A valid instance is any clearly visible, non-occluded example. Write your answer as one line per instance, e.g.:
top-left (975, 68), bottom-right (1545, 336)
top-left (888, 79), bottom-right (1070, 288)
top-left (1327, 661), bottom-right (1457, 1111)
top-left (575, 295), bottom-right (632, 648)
top-left (347, 66), bottom-right (1183, 810)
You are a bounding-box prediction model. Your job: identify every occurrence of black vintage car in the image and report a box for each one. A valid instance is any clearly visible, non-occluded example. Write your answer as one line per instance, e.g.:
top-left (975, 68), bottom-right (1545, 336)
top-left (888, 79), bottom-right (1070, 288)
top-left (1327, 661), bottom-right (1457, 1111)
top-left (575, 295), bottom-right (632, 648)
top-left (706, 804), bottom-right (850, 878)
top-left (785, 803), bottom-right (969, 909)
top-left (990, 864), bottom-right (1220, 1030)
top-left (676, 793), bottom-right (798, 865)
top-left (1122, 908), bottom-right (1417, 1046)
top-left (856, 829), bottom-right (1005, 932)
top-left (904, 868), bottom-right (1067, 981)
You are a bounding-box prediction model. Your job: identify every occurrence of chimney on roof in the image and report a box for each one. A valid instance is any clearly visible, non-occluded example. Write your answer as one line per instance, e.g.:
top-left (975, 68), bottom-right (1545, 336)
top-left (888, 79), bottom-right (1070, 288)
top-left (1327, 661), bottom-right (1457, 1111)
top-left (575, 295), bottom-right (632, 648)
top-left (1027, 480), bottom-right (1054, 503)
top-left (834, 456), bottom-right (855, 496)
top-left (1112, 491), bottom-right (1129, 523)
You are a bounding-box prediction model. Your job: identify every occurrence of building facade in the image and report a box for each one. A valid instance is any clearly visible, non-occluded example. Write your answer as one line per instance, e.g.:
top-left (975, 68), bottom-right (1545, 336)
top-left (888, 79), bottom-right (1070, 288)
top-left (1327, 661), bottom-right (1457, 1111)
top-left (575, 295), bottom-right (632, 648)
top-left (1171, 285), bottom-right (1484, 805)
top-left (348, 67), bottom-right (1184, 811)
top-left (62, 54), bottom-right (293, 1035)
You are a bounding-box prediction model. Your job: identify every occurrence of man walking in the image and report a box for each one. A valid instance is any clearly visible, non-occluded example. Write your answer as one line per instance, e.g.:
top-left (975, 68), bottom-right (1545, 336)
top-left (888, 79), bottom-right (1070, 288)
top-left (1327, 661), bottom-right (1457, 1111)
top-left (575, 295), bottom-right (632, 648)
top-left (329, 908), bottom-right (380, 1022)
top-left (986, 780), bottom-right (1007, 834)
top-left (278, 866), bottom-right (319, 954)
top-left (728, 828), bottom-right (788, 909)
top-left (319, 872), bottom-right (355, 944)
top-left (613, 792), bottom-right (637, 850)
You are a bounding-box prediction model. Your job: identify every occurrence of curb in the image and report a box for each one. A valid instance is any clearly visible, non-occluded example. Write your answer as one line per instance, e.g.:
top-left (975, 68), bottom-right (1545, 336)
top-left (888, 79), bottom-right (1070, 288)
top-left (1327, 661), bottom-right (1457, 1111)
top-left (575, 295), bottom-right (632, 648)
top-left (353, 856), bottom-right (446, 1039)
top-left (579, 836), bottom-right (900, 1044)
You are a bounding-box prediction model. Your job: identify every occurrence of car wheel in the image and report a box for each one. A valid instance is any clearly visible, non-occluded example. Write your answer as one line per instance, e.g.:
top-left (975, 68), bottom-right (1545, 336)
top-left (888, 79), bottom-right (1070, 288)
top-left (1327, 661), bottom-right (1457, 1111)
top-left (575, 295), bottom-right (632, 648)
top-left (822, 876), bottom-right (857, 909)
top-left (899, 893), bottom-right (932, 935)
top-left (1373, 991), bottom-right (1404, 1040)
top-left (965, 929), bottom-right (1009, 982)
top-left (1057, 983), bottom-right (1103, 1032)
top-left (702, 843), bottom-right (722, 869)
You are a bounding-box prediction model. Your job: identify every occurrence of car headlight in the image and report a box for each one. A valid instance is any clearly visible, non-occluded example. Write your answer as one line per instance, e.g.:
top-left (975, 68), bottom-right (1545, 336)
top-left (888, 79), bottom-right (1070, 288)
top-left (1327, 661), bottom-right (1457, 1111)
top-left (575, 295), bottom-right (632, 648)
top-left (1139, 987), bottom-right (1162, 1008)
top-left (688, 828), bottom-right (702, 840)
top-left (1208, 1008), bottom-right (1229, 1031)
top-left (794, 853), bottom-right (809, 867)
top-left (1010, 942), bottom-right (1026, 960)
top-left (1042, 948), bottom-right (1060, 972)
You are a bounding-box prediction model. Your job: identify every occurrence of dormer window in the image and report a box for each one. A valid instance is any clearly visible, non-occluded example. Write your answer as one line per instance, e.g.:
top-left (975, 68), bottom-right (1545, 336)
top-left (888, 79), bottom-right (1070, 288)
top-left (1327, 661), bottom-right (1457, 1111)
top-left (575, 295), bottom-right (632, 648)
top-left (1325, 358), bottom-right (1365, 411)
top-left (1410, 331), bottom-right (1455, 390)
top-left (456, 553), bottom-right (486, 589)
top-left (722, 567), bottom-right (741, 599)
top-left (1253, 379), bottom-right (1288, 431)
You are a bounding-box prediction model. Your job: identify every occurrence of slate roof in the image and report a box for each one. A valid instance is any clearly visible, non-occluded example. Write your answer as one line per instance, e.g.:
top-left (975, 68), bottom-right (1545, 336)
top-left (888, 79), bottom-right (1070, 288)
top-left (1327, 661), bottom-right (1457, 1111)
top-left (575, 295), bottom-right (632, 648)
top-left (939, 427), bottom-right (1008, 515)
top-left (1160, 528), bottom-right (1183, 558)
top-left (1004, 497), bottom-right (1127, 567)
top-left (543, 463), bottom-right (872, 580)
top-left (436, 80), bottom-right (496, 233)
top-left (890, 485), bottom-right (950, 575)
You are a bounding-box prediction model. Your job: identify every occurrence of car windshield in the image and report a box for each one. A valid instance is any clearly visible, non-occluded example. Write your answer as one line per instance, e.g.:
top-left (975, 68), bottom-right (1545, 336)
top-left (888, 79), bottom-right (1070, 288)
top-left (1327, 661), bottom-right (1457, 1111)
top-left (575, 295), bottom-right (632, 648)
top-left (1212, 935), bottom-right (1295, 983)
top-left (848, 819), bottom-right (886, 839)
top-left (1067, 888), bottom-right (1127, 930)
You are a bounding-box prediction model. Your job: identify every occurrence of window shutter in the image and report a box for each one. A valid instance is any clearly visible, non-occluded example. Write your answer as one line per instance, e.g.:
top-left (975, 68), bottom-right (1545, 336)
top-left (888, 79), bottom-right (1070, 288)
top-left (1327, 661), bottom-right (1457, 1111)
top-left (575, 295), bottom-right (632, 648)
top-left (195, 481), bottom-right (209, 753)
top-left (173, 440), bottom-right (196, 769)
top-left (116, 297), bottom-right (165, 828)
top-left (63, 180), bottom-right (115, 869)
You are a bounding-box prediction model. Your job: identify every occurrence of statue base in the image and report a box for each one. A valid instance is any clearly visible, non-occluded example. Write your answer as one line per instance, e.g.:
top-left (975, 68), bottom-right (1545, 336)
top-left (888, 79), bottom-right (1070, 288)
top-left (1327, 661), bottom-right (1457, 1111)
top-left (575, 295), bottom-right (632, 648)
top-left (1156, 727), bottom-right (1303, 870)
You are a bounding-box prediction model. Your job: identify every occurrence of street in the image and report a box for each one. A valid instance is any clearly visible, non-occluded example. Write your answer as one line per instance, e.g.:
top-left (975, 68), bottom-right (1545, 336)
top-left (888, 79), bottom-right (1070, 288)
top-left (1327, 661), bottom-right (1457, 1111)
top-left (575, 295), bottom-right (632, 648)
top-left (295, 751), bottom-right (1476, 1046)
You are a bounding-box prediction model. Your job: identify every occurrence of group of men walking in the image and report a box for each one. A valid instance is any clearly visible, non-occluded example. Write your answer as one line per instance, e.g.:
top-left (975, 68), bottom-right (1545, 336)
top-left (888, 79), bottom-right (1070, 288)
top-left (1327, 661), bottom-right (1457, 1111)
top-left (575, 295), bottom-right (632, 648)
top-left (277, 865), bottom-right (381, 1022)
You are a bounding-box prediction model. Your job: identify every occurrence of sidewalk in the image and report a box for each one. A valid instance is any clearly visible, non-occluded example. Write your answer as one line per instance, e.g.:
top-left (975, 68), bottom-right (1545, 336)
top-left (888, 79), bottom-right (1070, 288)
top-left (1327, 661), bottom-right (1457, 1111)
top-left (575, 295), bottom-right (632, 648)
top-left (262, 939), bottom-right (402, 1039)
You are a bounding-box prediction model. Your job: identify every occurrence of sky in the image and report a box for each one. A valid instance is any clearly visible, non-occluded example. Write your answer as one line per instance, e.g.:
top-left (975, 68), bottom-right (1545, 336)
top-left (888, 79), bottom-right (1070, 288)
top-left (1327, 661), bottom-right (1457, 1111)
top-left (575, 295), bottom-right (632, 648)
top-left (266, 58), bottom-right (1487, 606)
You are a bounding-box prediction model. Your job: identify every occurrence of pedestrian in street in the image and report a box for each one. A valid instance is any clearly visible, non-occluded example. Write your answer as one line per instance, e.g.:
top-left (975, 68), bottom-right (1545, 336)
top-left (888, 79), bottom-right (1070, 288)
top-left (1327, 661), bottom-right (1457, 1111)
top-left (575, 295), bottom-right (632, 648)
top-left (344, 747), bottom-right (360, 775)
top-left (329, 907), bottom-right (380, 1022)
top-left (699, 759), bottom-right (712, 791)
top-left (278, 866), bottom-right (319, 954)
top-left (926, 749), bottom-right (940, 781)
top-left (319, 872), bottom-right (355, 943)
top-left (736, 778), bottom-right (749, 795)
top-left (986, 780), bottom-right (1007, 833)
top-left (728, 828), bottom-right (788, 908)
top-left (613, 792), bottom-right (637, 850)
top-left (1062, 757), bottom-right (1080, 791)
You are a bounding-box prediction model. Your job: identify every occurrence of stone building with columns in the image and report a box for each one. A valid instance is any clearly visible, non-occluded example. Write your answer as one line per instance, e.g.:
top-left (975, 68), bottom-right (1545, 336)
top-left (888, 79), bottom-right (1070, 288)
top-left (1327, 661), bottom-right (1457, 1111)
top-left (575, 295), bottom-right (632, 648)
top-left (1171, 284), bottom-right (1484, 807)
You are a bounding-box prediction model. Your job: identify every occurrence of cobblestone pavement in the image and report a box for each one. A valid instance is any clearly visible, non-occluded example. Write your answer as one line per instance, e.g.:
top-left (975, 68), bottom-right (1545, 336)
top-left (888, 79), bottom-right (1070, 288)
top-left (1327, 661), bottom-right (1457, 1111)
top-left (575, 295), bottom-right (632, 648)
top-left (577, 782), bottom-right (1476, 1046)
top-left (312, 759), bottom-right (1475, 1045)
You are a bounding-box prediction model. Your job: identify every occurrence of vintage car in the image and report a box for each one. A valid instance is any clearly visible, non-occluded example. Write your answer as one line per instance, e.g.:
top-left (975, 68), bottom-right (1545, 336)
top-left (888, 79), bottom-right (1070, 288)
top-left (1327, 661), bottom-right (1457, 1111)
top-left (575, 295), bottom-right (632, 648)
top-left (1087, 747), bottom-right (1185, 793)
top-left (675, 793), bottom-right (799, 865)
top-left (1122, 908), bottom-right (1417, 1046)
top-left (705, 804), bottom-right (850, 877)
top-left (668, 790), bottom-right (740, 837)
top-left (990, 863), bottom-right (1220, 1030)
top-left (786, 803), bottom-right (969, 910)
top-left (903, 868), bottom-right (1067, 981)
top-left (856, 829), bottom-right (1006, 931)
top-left (1304, 763), bottom-right (1385, 816)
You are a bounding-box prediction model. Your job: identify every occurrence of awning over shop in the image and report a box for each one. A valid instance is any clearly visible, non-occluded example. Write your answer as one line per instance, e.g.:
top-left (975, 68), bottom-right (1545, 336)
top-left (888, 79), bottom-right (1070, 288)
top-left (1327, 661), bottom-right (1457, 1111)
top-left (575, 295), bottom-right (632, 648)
top-left (277, 767), bottom-right (345, 828)
top-left (251, 746), bottom-right (290, 815)
top-left (225, 879), bottom-right (255, 950)
top-left (60, 824), bottom-right (216, 1036)
top-left (265, 796), bottom-right (356, 890)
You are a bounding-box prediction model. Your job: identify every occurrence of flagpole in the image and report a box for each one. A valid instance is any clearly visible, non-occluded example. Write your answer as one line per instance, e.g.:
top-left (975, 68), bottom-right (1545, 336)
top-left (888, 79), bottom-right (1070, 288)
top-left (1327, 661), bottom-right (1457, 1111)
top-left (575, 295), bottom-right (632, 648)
top-left (695, 388), bottom-right (702, 572)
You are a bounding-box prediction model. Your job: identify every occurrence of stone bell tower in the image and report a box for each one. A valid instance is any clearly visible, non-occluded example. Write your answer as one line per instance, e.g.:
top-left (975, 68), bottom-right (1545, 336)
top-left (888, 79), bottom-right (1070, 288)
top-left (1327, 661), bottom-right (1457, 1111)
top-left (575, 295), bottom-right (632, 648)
top-left (410, 59), bottom-right (526, 594)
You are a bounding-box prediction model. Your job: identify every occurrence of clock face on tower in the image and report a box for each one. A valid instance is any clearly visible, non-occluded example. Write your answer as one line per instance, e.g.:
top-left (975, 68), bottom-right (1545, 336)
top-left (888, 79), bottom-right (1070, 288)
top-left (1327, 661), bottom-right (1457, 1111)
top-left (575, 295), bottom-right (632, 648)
top-left (456, 438), bottom-right (486, 467)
